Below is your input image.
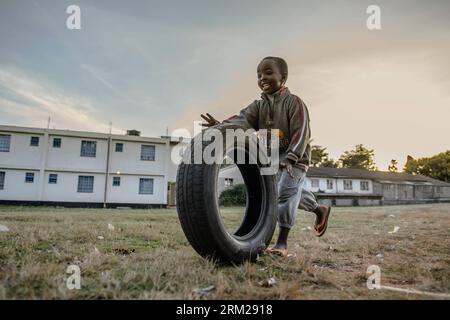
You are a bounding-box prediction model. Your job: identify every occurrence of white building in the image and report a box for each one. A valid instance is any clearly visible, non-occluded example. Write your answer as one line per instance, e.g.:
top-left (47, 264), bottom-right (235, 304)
top-left (218, 165), bottom-right (450, 206)
top-left (217, 165), bottom-right (374, 200)
top-left (0, 125), bottom-right (186, 208)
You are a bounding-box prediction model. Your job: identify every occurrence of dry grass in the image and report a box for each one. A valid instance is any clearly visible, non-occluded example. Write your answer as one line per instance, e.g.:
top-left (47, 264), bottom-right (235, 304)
top-left (0, 204), bottom-right (449, 300)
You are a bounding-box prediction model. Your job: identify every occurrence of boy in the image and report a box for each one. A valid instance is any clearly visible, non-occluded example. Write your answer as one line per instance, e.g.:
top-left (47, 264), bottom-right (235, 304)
top-left (201, 56), bottom-right (331, 257)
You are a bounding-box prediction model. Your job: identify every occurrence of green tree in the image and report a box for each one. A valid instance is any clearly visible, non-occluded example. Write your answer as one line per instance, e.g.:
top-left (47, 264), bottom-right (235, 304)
top-left (339, 144), bottom-right (377, 171)
top-left (388, 159), bottom-right (398, 172)
top-left (403, 155), bottom-right (418, 174)
top-left (321, 158), bottom-right (339, 168)
top-left (311, 145), bottom-right (338, 168)
top-left (403, 151), bottom-right (450, 182)
top-left (219, 184), bottom-right (247, 206)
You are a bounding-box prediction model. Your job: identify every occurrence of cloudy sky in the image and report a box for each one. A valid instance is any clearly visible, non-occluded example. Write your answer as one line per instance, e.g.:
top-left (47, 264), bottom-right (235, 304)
top-left (0, 0), bottom-right (449, 169)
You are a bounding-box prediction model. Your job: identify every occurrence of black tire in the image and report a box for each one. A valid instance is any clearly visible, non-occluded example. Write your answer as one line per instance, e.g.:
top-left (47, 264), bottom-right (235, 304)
top-left (176, 124), bottom-right (278, 264)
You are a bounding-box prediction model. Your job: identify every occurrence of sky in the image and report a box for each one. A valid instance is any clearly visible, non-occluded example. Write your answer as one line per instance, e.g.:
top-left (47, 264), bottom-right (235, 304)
top-left (0, 0), bottom-right (449, 170)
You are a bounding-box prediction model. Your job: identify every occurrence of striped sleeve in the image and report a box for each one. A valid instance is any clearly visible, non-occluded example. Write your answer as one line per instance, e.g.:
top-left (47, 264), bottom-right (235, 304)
top-left (286, 96), bottom-right (310, 163)
top-left (222, 100), bottom-right (259, 130)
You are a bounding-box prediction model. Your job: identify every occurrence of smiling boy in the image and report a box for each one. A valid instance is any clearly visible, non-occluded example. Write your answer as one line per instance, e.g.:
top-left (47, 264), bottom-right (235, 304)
top-left (201, 56), bottom-right (331, 257)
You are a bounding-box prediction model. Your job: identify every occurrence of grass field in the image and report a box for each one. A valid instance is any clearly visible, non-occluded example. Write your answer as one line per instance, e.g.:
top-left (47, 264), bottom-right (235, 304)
top-left (0, 204), bottom-right (449, 300)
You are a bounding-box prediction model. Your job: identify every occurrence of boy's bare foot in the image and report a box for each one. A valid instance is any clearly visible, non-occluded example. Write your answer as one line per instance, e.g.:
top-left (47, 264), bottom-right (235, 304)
top-left (272, 243), bottom-right (287, 251)
top-left (313, 205), bottom-right (331, 237)
top-left (264, 226), bottom-right (289, 256)
top-left (265, 246), bottom-right (288, 257)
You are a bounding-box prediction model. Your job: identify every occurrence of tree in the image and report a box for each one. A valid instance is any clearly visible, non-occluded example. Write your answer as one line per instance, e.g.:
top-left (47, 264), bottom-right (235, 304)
top-left (403, 151), bottom-right (450, 182)
top-left (311, 145), bottom-right (338, 168)
top-left (339, 144), bottom-right (377, 171)
top-left (321, 158), bottom-right (339, 168)
top-left (219, 184), bottom-right (247, 206)
top-left (388, 159), bottom-right (398, 172)
top-left (403, 155), bottom-right (418, 174)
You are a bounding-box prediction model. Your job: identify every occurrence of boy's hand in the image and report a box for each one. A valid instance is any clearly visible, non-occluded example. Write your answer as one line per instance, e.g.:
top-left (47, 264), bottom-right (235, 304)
top-left (280, 159), bottom-right (295, 178)
top-left (200, 113), bottom-right (220, 127)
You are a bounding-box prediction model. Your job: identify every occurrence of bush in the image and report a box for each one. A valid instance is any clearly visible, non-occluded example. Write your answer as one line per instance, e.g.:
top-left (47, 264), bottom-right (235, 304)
top-left (219, 184), bottom-right (247, 206)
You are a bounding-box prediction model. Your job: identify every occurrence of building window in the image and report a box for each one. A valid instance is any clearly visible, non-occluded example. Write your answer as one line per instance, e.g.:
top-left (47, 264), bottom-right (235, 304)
top-left (0, 135), bottom-right (11, 152)
top-left (25, 172), bottom-right (35, 183)
top-left (139, 178), bottom-right (154, 194)
top-left (115, 143), bottom-right (123, 152)
top-left (0, 171), bottom-right (5, 190)
top-left (225, 178), bottom-right (234, 188)
top-left (327, 179), bottom-right (334, 190)
top-left (140, 145), bottom-right (155, 161)
top-left (53, 138), bottom-right (61, 148)
top-left (344, 180), bottom-right (353, 190)
top-left (360, 181), bottom-right (369, 191)
top-left (77, 176), bottom-right (94, 193)
top-left (49, 174), bottom-right (58, 184)
top-left (30, 136), bottom-right (40, 146)
top-left (112, 176), bottom-right (121, 186)
top-left (311, 179), bottom-right (320, 188)
top-left (80, 140), bottom-right (97, 157)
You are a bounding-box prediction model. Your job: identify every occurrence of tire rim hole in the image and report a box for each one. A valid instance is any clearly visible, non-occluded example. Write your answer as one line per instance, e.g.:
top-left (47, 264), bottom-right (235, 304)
top-left (218, 149), bottom-right (264, 239)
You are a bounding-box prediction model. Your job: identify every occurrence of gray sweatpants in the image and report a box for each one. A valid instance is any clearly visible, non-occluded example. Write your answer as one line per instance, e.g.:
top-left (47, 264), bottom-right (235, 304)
top-left (276, 166), bottom-right (318, 229)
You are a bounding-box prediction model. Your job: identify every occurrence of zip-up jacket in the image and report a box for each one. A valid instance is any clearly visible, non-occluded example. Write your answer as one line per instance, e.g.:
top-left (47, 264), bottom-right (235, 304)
top-left (223, 87), bottom-right (311, 169)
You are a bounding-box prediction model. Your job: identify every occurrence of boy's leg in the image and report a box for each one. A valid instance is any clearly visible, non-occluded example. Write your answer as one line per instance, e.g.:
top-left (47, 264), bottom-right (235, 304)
top-left (277, 166), bottom-right (306, 230)
top-left (299, 188), bottom-right (331, 237)
top-left (298, 188), bottom-right (319, 212)
top-left (267, 166), bottom-right (306, 255)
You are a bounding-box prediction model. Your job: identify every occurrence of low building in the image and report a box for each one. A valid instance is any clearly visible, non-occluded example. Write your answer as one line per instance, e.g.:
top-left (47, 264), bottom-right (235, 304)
top-left (218, 166), bottom-right (450, 206)
top-left (0, 125), bottom-right (186, 208)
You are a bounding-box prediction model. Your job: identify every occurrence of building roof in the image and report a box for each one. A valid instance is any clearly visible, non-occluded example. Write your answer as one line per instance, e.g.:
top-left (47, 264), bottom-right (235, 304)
top-left (307, 167), bottom-right (450, 186)
top-left (0, 124), bottom-right (189, 145)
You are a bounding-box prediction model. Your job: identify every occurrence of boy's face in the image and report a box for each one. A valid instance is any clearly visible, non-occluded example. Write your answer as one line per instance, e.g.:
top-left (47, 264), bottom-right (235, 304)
top-left (257, 59), bottom-right (285, 95)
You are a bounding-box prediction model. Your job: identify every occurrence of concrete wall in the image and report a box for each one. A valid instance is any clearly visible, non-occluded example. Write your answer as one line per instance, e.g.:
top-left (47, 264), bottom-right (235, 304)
top-left (336, 179), bottom-right (373, 194)
top-left (381, 183), bottom-right (415, 200)
top-left (357, 198), bottom-right (382, 206)
top-left (106, 174), bottom-right (166, 204)
top-left (46, 135), bottom-right (108, 172)
top-left (0, 133), bottom-right (43, 169)
top-left (305, 177), bottom-right (373, 194)
top-left (373, 182), bottom-right (383, 196)
top-left (414, 185), bottom-right (434, 199)
top-left (381, 183), bottom-right (449, 202)
top-left (316, 195), bottom-right (381, 207)
top-left (335, 198), bottom-right (354, 206)
top-left (109, 139), bottom-right (167, 175)
top-left (382, 183), bottom-right (397, 200)
top-left (217, 166), bottom-right (245, 195)
top-left (166, 143), bottom-right (186, 182)
top-left (397, 184), bottom-right (414, 200)
top-left (436, 186), bottom-right (450, 199)
top-left (0, 169), bottom-right (40, 201)
top-left (42, 172), bottom-right (105, 203)
top-left (304, 178), bottom-right (337, 193)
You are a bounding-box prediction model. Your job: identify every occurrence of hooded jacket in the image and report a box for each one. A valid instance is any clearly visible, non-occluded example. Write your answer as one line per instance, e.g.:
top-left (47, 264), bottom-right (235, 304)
top-left (223, 87), bottom-right (311, 170)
